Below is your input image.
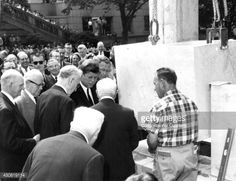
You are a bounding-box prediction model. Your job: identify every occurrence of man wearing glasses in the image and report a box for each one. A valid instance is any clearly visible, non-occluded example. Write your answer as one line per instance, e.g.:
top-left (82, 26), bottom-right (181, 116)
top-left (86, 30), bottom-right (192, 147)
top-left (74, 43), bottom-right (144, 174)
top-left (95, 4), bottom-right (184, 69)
top-left (32, 53), bottom-right (45, 75)
top-left (15, 69), bottom-right (44, 135)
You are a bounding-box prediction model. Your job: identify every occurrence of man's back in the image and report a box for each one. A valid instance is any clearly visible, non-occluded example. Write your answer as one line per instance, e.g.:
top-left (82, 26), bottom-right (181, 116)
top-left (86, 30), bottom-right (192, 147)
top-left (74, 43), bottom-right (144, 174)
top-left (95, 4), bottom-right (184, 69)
top-left (15, 90), bottom-right (36, 135)
top-left (22, 131), bottom-right (104, 181)
top-left (0, 92), bottom-right (35, 172)
top-left (92, 98), bottom-right (139, 181)
top-left (34, 85), bottom-right (74, 139)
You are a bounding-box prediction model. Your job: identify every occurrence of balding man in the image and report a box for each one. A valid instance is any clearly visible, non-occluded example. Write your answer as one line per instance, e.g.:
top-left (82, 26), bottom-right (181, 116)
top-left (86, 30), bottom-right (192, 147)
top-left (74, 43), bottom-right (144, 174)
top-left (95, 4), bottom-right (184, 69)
top-left (96, 41), bottom-right (110, 58)
top-left (92, 78), bottom-right (139, 181)
top-left (21, 107), bottom-right (104, 181)
top-left (34, 65), bottom-right (82, 140)
top-left (0, 70), bottom-right (38, 174)
top-left (43, 58), bottom-right (60, 91)
top-left (17, 51), bottom-right (30, 75)
top-left (15, 69), bottom-right (44, 134)
top-left (77, 44), bottom-right (88, 61)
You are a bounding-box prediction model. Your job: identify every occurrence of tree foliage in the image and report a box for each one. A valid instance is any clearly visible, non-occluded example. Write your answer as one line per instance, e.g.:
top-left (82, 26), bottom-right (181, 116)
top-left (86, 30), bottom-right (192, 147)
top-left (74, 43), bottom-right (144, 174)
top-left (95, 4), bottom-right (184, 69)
top-left (62, 0), bottom-right (148, 43)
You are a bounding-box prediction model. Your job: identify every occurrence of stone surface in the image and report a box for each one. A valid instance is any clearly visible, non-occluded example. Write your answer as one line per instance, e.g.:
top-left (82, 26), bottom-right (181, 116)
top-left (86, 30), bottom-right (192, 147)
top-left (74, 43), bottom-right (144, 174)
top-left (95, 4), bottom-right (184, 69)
top-left (211, 83), bottom-right (236, 181)
top-left (149, 0), bottom-right (198, 43)
top-left (114, 40), bottom-right (236, 140)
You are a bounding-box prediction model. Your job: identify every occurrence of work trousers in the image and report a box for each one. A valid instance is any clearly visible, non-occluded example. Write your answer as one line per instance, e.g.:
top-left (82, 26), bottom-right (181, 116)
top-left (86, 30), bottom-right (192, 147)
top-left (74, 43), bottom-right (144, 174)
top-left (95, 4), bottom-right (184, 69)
top-left (153, 143), bottom-right (198, 181)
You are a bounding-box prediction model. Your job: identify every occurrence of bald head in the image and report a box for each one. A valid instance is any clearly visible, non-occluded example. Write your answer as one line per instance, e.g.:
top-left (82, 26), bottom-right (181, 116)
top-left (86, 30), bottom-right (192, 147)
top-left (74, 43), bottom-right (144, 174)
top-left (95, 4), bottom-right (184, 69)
top-left (1, 69), bottom-right (24, 98)
top-left (96, 78), bottom-right (117, 99)
top-left (17, 51), bottom-right (29, 69)
top-left (97, 41), bottom-right (105, 52)
top-left (70, 107), bottom-right (104, 145)
top-left (24, 69), bottom-right (44, 97)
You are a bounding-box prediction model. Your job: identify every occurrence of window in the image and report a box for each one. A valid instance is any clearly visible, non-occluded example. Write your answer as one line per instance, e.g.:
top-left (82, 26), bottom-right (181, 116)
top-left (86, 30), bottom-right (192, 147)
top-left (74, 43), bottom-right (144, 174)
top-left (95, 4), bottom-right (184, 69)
top-left (82, 16), bottom-right (92, 32)
top-left (82, 16), bottom-right (113, 36)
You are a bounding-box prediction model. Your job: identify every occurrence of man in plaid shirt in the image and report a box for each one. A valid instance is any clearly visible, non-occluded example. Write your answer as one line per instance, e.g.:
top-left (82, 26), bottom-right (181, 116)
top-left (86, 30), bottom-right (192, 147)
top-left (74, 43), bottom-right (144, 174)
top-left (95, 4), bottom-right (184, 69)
top-left (147, 67), bottom-right (198, 181)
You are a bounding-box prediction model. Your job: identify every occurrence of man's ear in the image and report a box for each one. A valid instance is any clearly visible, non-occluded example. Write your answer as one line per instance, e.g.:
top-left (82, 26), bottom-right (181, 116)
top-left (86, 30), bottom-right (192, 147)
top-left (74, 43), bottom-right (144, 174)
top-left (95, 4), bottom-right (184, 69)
top-left (69, 77), bottom-right (74, 84)
top-left (159, 79), bottom-right (166, 90)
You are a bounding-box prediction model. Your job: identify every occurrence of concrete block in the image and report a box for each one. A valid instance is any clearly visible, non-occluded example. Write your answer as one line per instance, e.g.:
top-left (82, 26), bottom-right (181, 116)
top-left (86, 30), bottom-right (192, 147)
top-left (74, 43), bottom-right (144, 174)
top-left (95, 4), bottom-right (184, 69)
top-left (211, 83), bottom-right (236, 181)
top-left (115, 40), bottom-right (236, 140)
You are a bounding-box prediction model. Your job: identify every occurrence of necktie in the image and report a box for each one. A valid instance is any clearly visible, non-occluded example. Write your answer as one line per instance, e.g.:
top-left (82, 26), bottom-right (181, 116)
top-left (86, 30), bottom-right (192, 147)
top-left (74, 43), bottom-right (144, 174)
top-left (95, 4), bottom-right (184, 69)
top-left (34, 97), bottom-right (37, 103)
top-left (55, 76), bottom-right (57, 82)
top-left (87, 88), bottom-right (94, 106)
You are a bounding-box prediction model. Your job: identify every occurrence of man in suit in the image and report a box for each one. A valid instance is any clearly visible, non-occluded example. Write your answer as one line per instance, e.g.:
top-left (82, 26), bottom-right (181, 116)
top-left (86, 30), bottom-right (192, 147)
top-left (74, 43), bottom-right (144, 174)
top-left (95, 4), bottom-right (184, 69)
top-left (15, 69), bottom-right (44, 135)
top-left (17, 51), bottom-right (31, 76)
top-left (92, 78), bottom-right (139, 181)
top-left (21, 107), bottom-right (105, 181)
top-left (43, 58), bottom-right (60, 91)
top-left (96, 41), bottom-right (110, 58)
top-left (31, 53), bottom-right (45, 75)
top-left (34, 65), bottom-right (82, 140)
top-left (0, 70), bottom-right (39, 175)
top-left (70, 62), bottom-right (99, 107)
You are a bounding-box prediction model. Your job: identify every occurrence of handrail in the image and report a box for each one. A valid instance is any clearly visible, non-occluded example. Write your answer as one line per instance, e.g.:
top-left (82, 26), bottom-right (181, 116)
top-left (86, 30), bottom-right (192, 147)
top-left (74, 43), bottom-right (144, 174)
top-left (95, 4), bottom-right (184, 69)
top-left (1, 2), bottom-right (64, 38)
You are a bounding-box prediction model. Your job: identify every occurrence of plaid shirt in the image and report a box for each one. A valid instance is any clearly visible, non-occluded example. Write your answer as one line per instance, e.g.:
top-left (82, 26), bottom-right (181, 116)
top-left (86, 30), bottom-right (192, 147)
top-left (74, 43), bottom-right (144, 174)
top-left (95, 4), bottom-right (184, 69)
top-left (150, 89), bottom-right (198, 147)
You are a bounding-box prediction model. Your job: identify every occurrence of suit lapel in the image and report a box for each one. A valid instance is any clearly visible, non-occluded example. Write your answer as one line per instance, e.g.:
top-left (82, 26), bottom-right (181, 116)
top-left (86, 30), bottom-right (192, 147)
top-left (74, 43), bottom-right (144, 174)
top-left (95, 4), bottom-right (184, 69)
top-left (22, 90), bottom-right (35, 105)
top-left (77, 85), bottom-right (91, 106)
top-left (49, 74), bottom-right (57, 84)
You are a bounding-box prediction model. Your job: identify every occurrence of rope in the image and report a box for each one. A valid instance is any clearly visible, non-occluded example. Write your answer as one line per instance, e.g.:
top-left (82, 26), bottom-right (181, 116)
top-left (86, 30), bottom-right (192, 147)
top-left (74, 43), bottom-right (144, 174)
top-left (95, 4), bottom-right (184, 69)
top-left (149, 0), bottom-right (159, 45)
top-left (152, 0), bottom-right (158, 20)
top-left (223, 0), bottom-right (228, 18)
top-left (215, 0), bottom-right (221, 22)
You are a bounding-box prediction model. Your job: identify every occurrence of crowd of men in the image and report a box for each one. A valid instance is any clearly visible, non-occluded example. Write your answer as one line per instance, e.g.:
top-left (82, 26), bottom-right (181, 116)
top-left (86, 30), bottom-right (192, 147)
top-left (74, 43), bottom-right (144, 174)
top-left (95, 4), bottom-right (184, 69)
top-left (0, 40), bottom-right (198, 181)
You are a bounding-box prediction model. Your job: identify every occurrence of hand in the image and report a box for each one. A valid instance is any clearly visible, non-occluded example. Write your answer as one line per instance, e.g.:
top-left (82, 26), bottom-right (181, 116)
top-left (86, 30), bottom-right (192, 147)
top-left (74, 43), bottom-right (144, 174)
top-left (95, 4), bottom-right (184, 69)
top-left (33, 134), bottom-right (40, 143)
top-left (147, 132), bottom-right (158, 154)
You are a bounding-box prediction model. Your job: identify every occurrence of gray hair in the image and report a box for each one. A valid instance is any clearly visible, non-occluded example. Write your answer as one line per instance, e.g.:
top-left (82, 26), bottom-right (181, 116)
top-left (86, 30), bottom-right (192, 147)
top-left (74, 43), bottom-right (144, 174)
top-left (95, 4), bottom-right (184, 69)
top-left (24, 69), bottom-right (43, 84)
top-left (1, 69), bottom-right (23, 89)
top-left (58, 65), bottom-right (82, 79)
top-left (70, 107), bottom-right (104, 144)
top-left (96, 78), bottom-right (117, 99)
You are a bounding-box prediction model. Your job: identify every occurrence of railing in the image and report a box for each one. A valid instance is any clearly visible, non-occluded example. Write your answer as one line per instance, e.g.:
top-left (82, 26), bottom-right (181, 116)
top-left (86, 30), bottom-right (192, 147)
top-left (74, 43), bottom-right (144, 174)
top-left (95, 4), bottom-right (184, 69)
top-left (0, 1), bottom-right (64, 40)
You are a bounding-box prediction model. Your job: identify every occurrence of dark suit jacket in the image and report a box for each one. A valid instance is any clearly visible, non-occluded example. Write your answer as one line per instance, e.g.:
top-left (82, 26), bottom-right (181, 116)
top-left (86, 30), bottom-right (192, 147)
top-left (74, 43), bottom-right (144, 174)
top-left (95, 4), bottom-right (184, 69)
top-left (95, 50), bottom-right (110, 59)
top-left (0, 92), bottom-right (36, 173)
top-left (70, 85), bottom-right (98, 107)
top-left (42, 74), bottom-right (57, 92)
top-left (20, 131), bottom-right (104, 181)
top-left (92, 98), bottom-right (139, 181)
top-left (15, 90), bottom-right (36, 135)
top-left (34, 85), bottom-right (75, 140)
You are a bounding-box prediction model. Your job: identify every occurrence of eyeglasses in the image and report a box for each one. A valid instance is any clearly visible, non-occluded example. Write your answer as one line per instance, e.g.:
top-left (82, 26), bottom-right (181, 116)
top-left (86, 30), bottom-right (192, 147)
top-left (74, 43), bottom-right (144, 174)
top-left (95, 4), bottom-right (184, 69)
top-left (28, 80), bottom-right (45, 87)
top-left (33, 61), bottom-right (44, 65)
top-left (20, 57), bottom-right (29, 60)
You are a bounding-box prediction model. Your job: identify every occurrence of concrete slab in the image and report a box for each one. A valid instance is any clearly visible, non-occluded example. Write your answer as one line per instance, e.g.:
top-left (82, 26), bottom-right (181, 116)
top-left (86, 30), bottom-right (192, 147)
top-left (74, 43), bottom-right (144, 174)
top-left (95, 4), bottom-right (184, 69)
top-left (211, 83), bottom-right (236, 181)
top-left (115, 40), bottom-right (236, 140)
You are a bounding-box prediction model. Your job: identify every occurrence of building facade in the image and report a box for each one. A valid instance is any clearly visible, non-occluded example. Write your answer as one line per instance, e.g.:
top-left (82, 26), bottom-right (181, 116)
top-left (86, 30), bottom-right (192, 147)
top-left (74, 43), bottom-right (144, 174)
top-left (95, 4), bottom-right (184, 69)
top-left (29, 0), bottom-right (149, 43)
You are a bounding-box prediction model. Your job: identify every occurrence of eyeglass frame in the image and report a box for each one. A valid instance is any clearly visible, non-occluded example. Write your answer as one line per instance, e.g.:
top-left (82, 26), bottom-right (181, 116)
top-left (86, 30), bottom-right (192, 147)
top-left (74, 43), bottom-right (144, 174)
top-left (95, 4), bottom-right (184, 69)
top-left (28, 80), bottom-right (45, 87)
top-left (33, 61), bottom-right (44, 65)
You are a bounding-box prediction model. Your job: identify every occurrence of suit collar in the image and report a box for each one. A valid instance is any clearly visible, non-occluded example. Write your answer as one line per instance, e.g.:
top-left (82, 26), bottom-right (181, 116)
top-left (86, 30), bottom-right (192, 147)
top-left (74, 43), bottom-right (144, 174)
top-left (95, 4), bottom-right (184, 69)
top-left (24, 89), bottom-right (36, 104)
top-left (69, 130), bottom-right (87, 143)
top-left (100, 98), bottom-right (115, 105)
top-left (1, 91), bottom-right (15, 105)
top-left (52, 84), bottom-right (67, 95)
